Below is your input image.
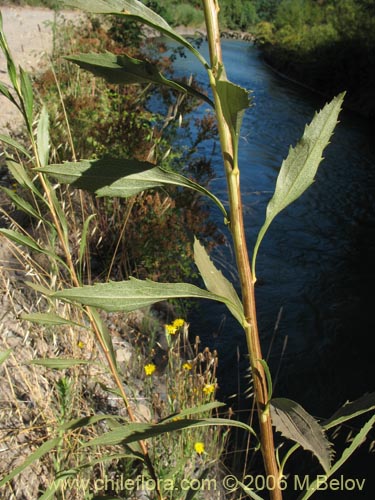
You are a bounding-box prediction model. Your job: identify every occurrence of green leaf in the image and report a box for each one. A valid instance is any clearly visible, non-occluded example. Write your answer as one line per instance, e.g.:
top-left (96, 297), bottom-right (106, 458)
top-left (193, 237), bottom-right (245, 327)
top-left (45, 175), bottom-right (69, 241)
top-left (236, 480), bottom-right (264, 500)
top-left (215, 79), bottom-right (252, 164)
top-left (63, 0), bottom-right (208, 67)
top-left (184, 468), bottom-right (210, 500)
top-left (38, 478), bottom-right (64, 500)
top-left (39, 158), bottom-right (227, 217)
top-left (0, 228), bottom-right (47, 253)
top-left (19, 67), bottom-right (33, 126)
top-left (79, 214), bottom-right (96, 267)
top-left (0, 81), bottom-right (20, 110)
top-left (66, 52), bottom-right (213, 106)
top-left (75, 452), bottom-right (141, 471)
top-left (0, 135), bottom-right (32, 159)
top-left (298, 413), bottom-right (375, 500)
top-left (82, 416), bottom-right (254, 448)
top-left (323, 392), bottom-right (375, 430)
top-left (37, 105), bottom-right (50, 167)
top-left (160, 401), bottom-right (225, 423)
top-left (1, 186), bottom-right (44, 222)
top-left (0, 349), bottom-right (12, 365)
top-left (25, 280), bottom-right (54, 297)
top-left (0, 14), bottom-right (18, 92)
top-left (31, 358), bottom-right (91, 369)
top-left (21, 312), bottom-right (83, 327)
top-left (270, 397), bottom-right (333, 474)
top-left (52, 278), bottom-right (243, 326)
top-left (0, 228), bottom-right (62, 262)
top-left (88, 307), bottom-right (117, 369)
top-left (0, 436), bottom-right (60, 487)
top-left (61, 413), bottom-right (127, 432)
top-left (39, 470), bottom-right (81, 500)
top-left (258, 358), bottom-right (273, 403)
top-left (252, 93), bottom-right (345, 278)
top-left (6, 160), bottom-right (38, 196)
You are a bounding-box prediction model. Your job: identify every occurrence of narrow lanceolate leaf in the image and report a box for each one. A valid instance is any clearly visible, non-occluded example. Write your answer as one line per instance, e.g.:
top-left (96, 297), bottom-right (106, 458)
top-left (63, 0), bottom-right (208, 67)
top-left (6, 160), bottom-right (32, 189)
top-left (236, 480), bottom-right (265, 500)
top-left (1, 187), bottom-right (44, 222)
top-left (82, 417), bottom-right (254, 448)
top-left (298, 413), bottom-right (375, 500)
top-left (39, 158), bottom-right (227, 217)
top-left (0, 13), bottom-right (18, 91)
top-left (31, 358), bottom-right (91, 369)
top-left (0, 82), bottom-right (19, 110)
top-left (38, 476), bottom-right (72, 500)
top-left (0, 436), bottom-right (60, 487)
top-left (0, 228), bottom-right (47, 254)
top-left (21, 312), bottom-right (83, 327)
top-left (0, 229), bottom-right (69, 272)
top-left (193, 237), bottom-right (246, 327)
top-left (323, 392), bottom-right (375, 430)
top-left (270, 398), bottom-right (333, 474)
top-left (52, 278), bottom-right (242, 324)
top-left (37, 105), bottom-right (50, 167)
top-left (66, 52), bottom-right (212, 106)
top-left (215, 80), bottom-right (252, 164)
top-left (79, 214), bottom-right (96, 266)
top-left (0, 135), bottom-right (32, 159)
top-left (61, 413), bottom-right (128, 432)
top-left (253, 93), bottom-right (345, 277)
top-left (19, 67), bottom-right (33, 126)
top-left (88, 307), bottom-right (117, 369)
top-left (6, 160), bottom-right (42, 198)
top-left (160, 401), bottom-right (225, 423)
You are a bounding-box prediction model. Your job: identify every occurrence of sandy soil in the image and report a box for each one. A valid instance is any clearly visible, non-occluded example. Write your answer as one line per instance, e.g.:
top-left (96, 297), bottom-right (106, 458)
top-left (0, 6), bottom-right (79, 133)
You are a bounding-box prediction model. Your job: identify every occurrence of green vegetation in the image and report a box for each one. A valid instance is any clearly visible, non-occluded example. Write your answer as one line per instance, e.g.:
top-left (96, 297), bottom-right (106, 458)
top-left (32, 13), bottom-right (222, 285)
top-left (256, 0), bottom-right (375, 117)
top-left (145, 0), bottom-right (279, 30)
top-left (1, 1), bottom-right (375, 499)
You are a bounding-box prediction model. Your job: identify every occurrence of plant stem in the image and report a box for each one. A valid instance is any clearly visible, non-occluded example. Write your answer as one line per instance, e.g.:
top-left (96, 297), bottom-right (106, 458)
top-left (29, 134), bottom-right (162, 497)
top-left (202, 1), bottom-right (281, 498)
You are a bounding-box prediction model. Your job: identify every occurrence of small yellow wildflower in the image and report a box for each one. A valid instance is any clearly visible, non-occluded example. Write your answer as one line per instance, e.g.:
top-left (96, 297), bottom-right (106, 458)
top-left (194, 442), bottom-right (205, 455)
top-left (172, 318), bottom-right (185, 328)
top-left (182, 362), bottom-right (193, 370)
top-left (77, 340), bottom-right (84, 349)
top-left (144, 363), bottom-right (156, 376)
top-left (165, 318), bottom-right (185, 335)
top-left (165, 324), bottom-right (178, 335)
top-left (202, 383), bottom-right (215, 395)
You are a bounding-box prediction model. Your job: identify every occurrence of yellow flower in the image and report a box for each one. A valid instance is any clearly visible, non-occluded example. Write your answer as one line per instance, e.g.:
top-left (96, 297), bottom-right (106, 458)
top-left (165, 324), bottom-right (178, 335)
top-left (77, 340), bottom-right (84, 349)
top-left (194, 442), bottom-right (205, 454)
top-left (202, 383), bottom-right (215, 395)
top-left (144, 363), bottom-right (156, 376)
top-left (165, 318), bottom-right (185, 335)
top-left (182, 362), bottom-right (193, 371)
top-left (172, 318), bottom-right (185, 328)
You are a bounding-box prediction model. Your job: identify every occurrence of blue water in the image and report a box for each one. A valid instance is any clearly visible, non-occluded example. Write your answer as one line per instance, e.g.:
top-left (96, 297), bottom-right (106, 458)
top-left (152, 39), bottom-right (375, 416)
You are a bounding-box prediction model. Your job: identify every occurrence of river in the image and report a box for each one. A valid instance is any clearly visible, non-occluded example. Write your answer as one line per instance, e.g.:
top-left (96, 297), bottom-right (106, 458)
top-left (154, 38), bottom-right (375, 421)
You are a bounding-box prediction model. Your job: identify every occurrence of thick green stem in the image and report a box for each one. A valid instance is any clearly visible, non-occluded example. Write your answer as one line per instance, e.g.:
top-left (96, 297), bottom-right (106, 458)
top-left (202, 1), bottom-right (281, 498)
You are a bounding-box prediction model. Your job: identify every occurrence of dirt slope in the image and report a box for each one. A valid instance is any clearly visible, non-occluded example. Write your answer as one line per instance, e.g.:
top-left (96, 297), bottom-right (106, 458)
top-left (0, 6), bottom-right (78, 133)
